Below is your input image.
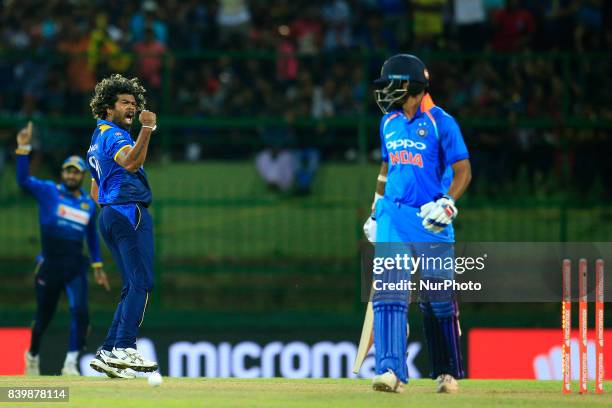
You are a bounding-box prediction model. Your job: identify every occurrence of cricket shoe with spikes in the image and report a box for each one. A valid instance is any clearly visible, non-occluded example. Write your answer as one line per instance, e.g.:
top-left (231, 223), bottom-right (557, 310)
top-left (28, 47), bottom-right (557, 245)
top-left (372, 369), bottom-right (405, 393)
top-left (105, 347), bottom-right (158, 372)
top-left (436, 374), bottom-right (459, 393)
top-left (90, 350), bottom-right (136, 379)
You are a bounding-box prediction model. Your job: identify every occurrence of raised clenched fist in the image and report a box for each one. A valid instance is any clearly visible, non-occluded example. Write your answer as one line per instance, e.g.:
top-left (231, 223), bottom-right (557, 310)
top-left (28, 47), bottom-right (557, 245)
top-left (139, 110), bottom-right (157, 128)
top-left (17, 121), bottom-right (33, 146)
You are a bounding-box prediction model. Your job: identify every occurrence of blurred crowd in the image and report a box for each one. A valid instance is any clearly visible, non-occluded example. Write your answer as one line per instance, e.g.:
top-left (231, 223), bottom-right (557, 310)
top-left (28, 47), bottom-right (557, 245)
top-left (0, 0), bottom-right (611, 196)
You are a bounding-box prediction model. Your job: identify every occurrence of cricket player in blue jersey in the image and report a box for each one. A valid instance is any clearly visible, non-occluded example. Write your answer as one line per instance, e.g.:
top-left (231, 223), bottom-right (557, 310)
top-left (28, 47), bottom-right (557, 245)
top-left (86, 74), bottom-right (158, 377)
top-left (363, 54), bottom-right (472, 393)
top-left (15, 122), bottom-right (110, 376)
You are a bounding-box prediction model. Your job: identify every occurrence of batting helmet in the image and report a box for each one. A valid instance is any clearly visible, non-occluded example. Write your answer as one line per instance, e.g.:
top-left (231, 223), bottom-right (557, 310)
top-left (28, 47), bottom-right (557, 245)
top-left (374, 54), bottom-right (430, 113)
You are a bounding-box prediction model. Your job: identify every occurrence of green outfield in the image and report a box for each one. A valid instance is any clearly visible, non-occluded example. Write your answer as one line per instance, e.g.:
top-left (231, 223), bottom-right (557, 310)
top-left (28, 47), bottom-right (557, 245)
top-left (1, 161), bottom-right (612, 262)
top-left (0, 377), bottom-right (610, 408)
top-left (2, 161), bottom-right (612, 310)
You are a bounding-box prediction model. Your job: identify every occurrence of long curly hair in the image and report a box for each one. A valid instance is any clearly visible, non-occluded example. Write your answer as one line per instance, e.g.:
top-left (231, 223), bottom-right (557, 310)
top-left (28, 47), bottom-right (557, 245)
top-left (89, 74), bottom-right (147, 119)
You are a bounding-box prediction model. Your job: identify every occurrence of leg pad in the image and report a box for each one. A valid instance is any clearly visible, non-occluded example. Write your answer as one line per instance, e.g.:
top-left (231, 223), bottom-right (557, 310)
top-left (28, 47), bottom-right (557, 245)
top-left (419, 300), bottom-right (464, 379)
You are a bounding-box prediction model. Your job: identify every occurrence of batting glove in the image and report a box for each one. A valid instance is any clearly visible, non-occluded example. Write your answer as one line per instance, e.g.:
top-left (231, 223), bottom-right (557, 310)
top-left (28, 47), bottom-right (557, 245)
top-left (363, 216), bottom-right (377, 243)
top-left (420, 195), bottom-right (458, 234)
top-left (417, 201), bottom-right (437, 219)
top-left (364, 192), bottom-right (383, 243)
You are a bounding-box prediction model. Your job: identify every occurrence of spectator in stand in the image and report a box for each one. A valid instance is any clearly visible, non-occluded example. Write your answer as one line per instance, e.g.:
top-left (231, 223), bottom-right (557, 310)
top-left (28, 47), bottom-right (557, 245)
top-left (276, 25), bottom-right (298, 84)
top-left (133, 27), bottom-right (167, 93)
top-left (491, 0), bottom-right (536, 51)
top-left (452, 0), bottom-right (488, 50)
top-left (322, 0), bottom-right (352, 51)
top-left (57, 24), bottom-right (95, 114)
top-left (88, 13), bottom-right (131, 78)
top-left (291, 5), bottom-right (322, 55)
top-left (411, 0), bottom-right (447, 49)
top-left (216, 0), bottom-right (252, 47)
top-left (130, 0), bottom-right (168, 44)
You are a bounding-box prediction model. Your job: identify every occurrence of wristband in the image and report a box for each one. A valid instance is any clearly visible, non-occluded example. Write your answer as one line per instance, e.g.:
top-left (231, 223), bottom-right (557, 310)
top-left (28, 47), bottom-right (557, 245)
top-left (16, 144), bottom-right (32, 154)
top-left (442, 194), bottom-right (455, 204)
top-left (91, 262), bottom-right (103, 268)
top-left (142, 125), bottom-right (157, 131)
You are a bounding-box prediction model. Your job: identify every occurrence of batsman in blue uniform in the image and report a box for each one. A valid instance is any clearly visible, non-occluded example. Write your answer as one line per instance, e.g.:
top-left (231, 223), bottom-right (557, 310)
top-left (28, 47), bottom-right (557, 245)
top-left (86, 74), bottom-right (158, 378)
top-left (363, 55), bottom-right (472, 393)
top-left (15, 122), bottom-right (110, 376)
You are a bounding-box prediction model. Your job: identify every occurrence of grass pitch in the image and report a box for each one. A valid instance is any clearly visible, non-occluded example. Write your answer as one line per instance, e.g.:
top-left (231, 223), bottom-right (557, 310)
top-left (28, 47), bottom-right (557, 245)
top-left (1, 377), bottom-right (610, 408)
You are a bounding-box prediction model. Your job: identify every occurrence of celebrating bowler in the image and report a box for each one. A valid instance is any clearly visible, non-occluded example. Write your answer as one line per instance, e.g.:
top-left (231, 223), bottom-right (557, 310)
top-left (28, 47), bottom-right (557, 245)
top-left (86, 74), bottom-right (158, 378)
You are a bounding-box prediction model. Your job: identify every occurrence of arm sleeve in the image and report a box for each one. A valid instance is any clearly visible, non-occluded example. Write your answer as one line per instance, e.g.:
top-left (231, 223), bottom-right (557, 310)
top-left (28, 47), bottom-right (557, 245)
top-left (86, 206), bottom-right (103, 267)
top-left (102, 130), bottom-right (132, 162)
top-left (440, 114), bottom-right (469, 166)
top-left (16, 153), bottom-right (55, 201)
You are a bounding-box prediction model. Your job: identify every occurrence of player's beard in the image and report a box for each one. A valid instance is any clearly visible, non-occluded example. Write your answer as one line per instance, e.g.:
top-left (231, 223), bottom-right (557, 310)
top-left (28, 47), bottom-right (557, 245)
top-left (64, 180), bottom-right (83, 193)
top-left (122, 110), bottom-right (134, 129)
top-left (62, 177), bottom-right (83, 192)
top-left (111, 111), bottom-right (133, 130)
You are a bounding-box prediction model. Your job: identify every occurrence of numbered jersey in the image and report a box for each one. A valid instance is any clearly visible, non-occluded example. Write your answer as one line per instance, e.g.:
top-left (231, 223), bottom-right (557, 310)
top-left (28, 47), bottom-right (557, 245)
top-left (87, 119), bottom-right (152, 206)
top-left (380, 94), bottom-right (469, 207)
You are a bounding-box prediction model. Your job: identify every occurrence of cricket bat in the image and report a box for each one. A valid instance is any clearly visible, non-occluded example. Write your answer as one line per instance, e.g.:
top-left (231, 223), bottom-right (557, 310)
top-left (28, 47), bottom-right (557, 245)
top-left (352, 301), bottom-right (374, 374)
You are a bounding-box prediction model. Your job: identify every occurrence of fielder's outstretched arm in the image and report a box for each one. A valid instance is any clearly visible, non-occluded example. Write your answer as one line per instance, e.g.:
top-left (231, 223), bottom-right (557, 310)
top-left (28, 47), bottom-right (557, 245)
top-left (446, 159), bottom-right (471, 202)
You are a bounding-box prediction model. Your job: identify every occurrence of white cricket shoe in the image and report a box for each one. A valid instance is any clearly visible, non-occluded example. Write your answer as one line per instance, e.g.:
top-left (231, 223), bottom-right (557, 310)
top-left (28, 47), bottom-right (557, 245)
top-left (105, 347), bottom-right (158, 372)
top-left (372, 369), bottom-right (405, 393)
top-left (90, 350), bottom-right (136, 379)
top-left (436, 374), bottom-right (459, 393)
top-left (61, 361), bottom-right (80, 376)
top-left (25, 351), bottom-right (40, 376)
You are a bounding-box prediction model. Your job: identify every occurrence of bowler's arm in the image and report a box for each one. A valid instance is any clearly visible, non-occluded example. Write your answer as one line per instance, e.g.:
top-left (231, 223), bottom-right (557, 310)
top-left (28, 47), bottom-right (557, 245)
top-left (114, 127), bottom-right (153, 173)
top-left (114, 110), bottom-right (156, 173)
top-left (446, 159), bottom-right (471, 201)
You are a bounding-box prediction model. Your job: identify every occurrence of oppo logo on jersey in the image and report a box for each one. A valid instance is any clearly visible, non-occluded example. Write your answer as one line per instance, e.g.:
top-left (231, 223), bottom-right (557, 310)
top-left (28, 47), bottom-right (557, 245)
top-left (386, 139), bottom-right (427, 151)
top-left (387, 139), bottom-right (425, 168)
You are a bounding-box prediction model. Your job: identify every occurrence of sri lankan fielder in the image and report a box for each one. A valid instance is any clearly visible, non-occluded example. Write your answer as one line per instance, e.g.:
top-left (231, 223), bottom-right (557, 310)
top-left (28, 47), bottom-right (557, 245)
top-left (363, 54), bottom-right (472, 393)
top-left (16, 122), bottom-right (110, 376)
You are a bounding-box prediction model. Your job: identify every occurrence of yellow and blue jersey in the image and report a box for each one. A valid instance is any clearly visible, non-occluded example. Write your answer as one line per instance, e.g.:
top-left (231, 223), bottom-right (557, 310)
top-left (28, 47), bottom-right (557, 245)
top-left (87, 119), bottom-right (152, 206)
top-left (16, 154), bottom-right (102, 264)
top-left (379, 94), bottom-right (469, 207)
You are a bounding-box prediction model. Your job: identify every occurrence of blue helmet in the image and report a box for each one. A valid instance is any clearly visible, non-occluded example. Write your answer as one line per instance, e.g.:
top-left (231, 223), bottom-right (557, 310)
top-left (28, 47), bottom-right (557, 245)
top-left (62, 155), bottom-right (87, 172)
top-left (374, 54), bottom-right (430, 113)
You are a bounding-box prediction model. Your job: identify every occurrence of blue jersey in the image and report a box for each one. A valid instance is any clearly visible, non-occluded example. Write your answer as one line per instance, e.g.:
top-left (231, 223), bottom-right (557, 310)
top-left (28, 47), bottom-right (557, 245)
top-left (16, 154), bottom-right (102, 264)
top-left (380, 94), bottom-right (469, 207)
top-left (87, 119), bottom-right (152, 206)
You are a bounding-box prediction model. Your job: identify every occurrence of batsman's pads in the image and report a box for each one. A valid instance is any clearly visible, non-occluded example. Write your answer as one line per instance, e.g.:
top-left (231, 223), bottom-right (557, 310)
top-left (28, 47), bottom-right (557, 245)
top-left (363, 217), bottom-right (376, 243)
top-left (373, 301), bottom-right (409, 384)
top-left (419, 299), bottom-right (464, 379)
top-left (420, 195), bottom-right (457, 234)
